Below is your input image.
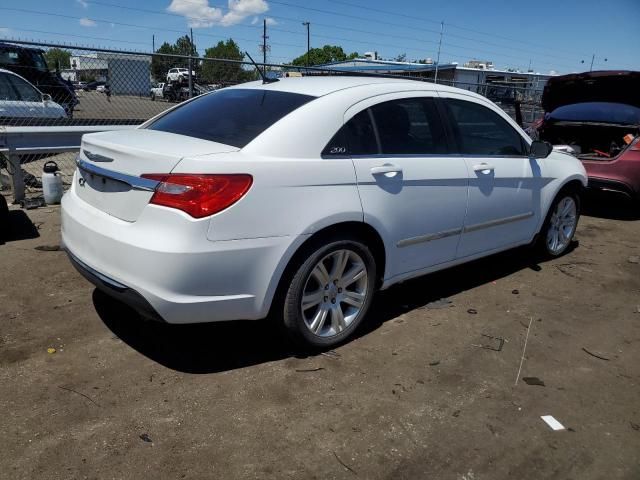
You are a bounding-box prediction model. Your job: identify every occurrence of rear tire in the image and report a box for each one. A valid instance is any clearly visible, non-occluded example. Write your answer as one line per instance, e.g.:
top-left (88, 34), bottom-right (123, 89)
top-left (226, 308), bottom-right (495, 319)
top-left (537, 188), bottom-right (581, 257)
top-left (282, 237), bottom-right (376, 349)
top-left (0, 194), bottom-right (9, 242)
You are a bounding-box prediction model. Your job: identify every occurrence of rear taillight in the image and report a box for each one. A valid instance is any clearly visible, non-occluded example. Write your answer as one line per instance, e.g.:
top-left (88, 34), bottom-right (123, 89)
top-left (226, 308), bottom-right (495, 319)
top-left (141, 174), bottom-right (252, 218)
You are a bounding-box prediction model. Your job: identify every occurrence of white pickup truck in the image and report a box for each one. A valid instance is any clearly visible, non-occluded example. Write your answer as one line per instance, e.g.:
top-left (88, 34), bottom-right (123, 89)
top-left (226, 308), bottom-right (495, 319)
top-left (150, 83), bottom-right (165, 101)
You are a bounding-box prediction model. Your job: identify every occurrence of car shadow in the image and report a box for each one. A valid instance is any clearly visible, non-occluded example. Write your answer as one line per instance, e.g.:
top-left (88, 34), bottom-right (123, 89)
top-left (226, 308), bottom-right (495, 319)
top-left (582, 190), bottom-right (639, 221)
top-left (1, 210), bottom-right (40, 244)
top-left (94, 245), bottom-right (551, 374)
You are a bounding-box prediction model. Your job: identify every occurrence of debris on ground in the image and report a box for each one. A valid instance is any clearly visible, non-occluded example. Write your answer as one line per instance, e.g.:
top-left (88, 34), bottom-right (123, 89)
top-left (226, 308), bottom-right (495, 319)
top-left (472, 334), bottom-right (505, 352)
top-left (582, 347), bottom-right (610, 361)
top-left (541, 415), bottom-right (565, 431)
top-left (631, 422), bottom-right (639, 431)
top-left (628, 255), bottom-right (640, 264)
top-left (523, 377), bottom-right (545, 386)
top-left (333, 451), bottom-right (357, 475)
top-left (452, 410), bottom-right (461, 417)
top-left (467, 308), bottom-right (478, 315)
top-left (423, 298), bottom-right (453, 310)
top-left (429, 361), bottom-right (440, 366)
top-left (19, 197), bottom-right (45, 210)
top-left (58, 385), bottom-right (101, 407)
top-left (295, 367), bottom-right (325, 373)
top-left (47, 347), bottom-right (56, 354)
top-left (35, 245), bottom-right (61, 252)
top-left (320, 350), bottom-right (341, 359)
top-left (139, 433), bottom-right (153, 443)
top-left (512, 289), bottom-right (520, 295)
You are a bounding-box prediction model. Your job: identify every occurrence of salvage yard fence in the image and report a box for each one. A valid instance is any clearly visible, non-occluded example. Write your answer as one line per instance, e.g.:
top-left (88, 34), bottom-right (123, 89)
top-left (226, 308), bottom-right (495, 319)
top-left (0, 39), bottom-right (546, 203)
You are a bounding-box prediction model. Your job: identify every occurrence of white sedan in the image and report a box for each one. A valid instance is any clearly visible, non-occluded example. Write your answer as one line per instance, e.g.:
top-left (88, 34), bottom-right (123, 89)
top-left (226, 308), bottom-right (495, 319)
top-left (0, 68), bottom-right (66, 119)
top-left (61, 77), bottom-right (586, 348)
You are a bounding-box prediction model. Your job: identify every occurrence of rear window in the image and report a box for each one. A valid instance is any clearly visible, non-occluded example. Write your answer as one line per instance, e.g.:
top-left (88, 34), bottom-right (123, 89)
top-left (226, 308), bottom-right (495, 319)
top-left (147, 88), bottom-right (314, 148)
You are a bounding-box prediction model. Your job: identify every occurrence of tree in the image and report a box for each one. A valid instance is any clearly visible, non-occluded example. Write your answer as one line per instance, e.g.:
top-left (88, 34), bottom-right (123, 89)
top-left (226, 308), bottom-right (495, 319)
top-left (291, 45), bottom-right (359, 67)
top-left (150, 36), bottom-right (198, 82)
top-left (44, 48), bottom-right (71, 71)
top-left (174, 35), bottom-right (197, 57)
top-left (395, 53), bottom-right (407, 62)
top-left (200, 39), bottom-right (251, 85)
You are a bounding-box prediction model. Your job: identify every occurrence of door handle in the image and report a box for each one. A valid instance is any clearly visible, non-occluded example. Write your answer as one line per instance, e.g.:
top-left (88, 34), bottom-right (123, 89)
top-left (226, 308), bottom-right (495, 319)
top-left (371, 164), bottom-right (402, 177)
top-left (473, 163), bottom-right (495, 173)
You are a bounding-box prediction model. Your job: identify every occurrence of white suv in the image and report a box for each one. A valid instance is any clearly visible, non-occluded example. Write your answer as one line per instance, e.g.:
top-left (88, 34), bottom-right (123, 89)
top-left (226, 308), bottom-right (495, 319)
top-left (166, 68), bottom-right (195, 83)
top-left (62, 77), bottom-right (586, 349)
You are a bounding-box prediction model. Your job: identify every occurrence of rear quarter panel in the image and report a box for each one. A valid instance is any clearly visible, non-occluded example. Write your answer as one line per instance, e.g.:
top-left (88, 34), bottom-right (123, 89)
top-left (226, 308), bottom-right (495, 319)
top-left (172, 154), bottom-right (363, 242)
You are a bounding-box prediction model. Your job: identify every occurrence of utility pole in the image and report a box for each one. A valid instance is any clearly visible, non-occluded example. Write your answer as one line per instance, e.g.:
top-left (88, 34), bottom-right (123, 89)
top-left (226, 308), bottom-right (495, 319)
top-left (302, 22), bottom-right (310, 67)
top-left (188, 28), bottom-right (193, 98)
top-left (434, 21), bottom-right (444, 83)
top-left (263, 19), bottom-right (268, 66)
top-left (152, 34), bottom-right (155, 52)
top-left (582, 54), bottom-right (607, 72)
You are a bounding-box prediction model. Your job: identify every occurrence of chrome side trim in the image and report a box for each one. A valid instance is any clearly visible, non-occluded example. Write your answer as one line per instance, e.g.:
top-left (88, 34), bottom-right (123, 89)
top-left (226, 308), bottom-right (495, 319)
top-left (83, 150), bottom-right (114, 162)
top-left (397, 227), bottom-right (462, 248)
top-left (76, 158), bottom-right (159, 192)
top-left (463, 211), bottom-right (534, 233)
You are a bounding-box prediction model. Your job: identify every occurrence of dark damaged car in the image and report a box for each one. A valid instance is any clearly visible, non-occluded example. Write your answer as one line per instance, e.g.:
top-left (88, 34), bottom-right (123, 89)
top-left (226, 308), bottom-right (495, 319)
top-left (0, 42), bottom-right (78, 117)
top-left (535, 70), bottom-right (640, 202)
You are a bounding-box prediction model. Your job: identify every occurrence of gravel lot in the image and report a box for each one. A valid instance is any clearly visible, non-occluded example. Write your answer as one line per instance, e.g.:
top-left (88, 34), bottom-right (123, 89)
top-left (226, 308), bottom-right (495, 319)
top-left (73, 91), bottom-right (171, 121)
top-left (1, 192), bottom-right (639, 479)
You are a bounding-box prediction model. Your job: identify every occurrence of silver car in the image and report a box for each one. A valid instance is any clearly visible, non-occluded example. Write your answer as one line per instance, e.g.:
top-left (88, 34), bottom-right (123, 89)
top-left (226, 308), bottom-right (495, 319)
top-left (0, 68), bottom-right (66, 119)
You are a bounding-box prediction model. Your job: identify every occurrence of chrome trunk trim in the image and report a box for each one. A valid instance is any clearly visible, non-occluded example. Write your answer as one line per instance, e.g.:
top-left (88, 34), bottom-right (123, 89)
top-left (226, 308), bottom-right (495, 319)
top-left (76, 158), bottom-right (159, 192)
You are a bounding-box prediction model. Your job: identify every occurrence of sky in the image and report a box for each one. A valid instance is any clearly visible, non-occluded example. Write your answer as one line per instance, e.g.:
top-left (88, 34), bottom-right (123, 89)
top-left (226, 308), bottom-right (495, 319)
top-left (0, 0), bottom-right (638, 74)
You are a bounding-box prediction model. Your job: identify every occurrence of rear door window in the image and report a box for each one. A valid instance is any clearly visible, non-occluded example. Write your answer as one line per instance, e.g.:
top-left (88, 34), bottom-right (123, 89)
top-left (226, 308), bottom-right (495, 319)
top-left (369, 97), bottom-right (448, 155)
top-left (147, 88), bottom-right (314, 148)
top-left (444, 98), bottom-right (526, 156)
top-left (322, 109), bottom-right (378, 157)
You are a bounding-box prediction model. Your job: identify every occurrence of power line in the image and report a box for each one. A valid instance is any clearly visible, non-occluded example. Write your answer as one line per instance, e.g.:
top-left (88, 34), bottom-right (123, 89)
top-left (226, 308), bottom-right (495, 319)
top-left (0, 28), bottom-right (151, 47)
top-left (83, 0), bottom-right (588, 68)
top-left (0, 7), bottom-right (306, 50)
top-left (323, 0), bottom-right (593, 58)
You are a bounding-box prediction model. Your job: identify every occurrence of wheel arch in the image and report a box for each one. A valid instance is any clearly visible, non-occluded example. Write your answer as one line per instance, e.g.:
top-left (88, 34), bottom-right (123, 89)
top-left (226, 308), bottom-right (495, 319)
top-left (264, 221), bottom-right (386, 319)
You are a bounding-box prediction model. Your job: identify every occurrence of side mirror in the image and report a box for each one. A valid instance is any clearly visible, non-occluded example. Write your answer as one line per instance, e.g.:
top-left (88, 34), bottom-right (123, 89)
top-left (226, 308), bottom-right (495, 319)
top-left (42, 94), bottom-right (52, 103)
top-left (529, 140), bottom-right (553, 159)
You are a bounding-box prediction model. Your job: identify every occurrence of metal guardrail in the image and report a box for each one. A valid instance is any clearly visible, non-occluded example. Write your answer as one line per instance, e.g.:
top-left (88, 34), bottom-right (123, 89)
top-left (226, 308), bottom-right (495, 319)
top-left (0, 125), bottom-right (136, 202)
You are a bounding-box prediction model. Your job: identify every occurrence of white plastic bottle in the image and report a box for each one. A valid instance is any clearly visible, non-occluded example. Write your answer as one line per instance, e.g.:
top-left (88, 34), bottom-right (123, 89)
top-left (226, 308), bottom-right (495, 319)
top-left (42, 161), bottom-right (63, 204)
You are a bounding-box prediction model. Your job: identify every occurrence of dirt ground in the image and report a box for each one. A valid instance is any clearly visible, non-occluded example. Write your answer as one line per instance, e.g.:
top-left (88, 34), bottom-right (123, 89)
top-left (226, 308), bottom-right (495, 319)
top-left (1, 192), bottom-right (639, 480)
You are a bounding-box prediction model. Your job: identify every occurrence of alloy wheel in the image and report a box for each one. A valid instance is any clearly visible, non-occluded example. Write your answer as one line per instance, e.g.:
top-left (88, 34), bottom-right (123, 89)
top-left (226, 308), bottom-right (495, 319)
top-left (546, 196), bottom-right (577, 254)
top-left (300, 249), bottom-right (368, 337)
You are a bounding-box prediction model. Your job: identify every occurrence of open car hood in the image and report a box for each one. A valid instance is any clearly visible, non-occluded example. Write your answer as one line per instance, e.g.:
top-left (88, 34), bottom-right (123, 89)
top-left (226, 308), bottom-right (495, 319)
top-left (542, 70), bottom-right (640, 112)
top-left (546, 102), bottom-right (640, 126)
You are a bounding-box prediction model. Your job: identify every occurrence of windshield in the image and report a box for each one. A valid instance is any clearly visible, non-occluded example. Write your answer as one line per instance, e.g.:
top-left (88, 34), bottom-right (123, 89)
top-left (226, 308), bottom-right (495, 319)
top-left (0, 47), bottom-right (49, 72)
top-left (147, 88), bottom-right (315, 148)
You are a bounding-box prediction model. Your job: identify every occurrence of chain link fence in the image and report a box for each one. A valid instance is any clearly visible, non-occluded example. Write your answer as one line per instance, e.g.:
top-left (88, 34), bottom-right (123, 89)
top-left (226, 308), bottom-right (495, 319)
top-left (0, 39), bottom-right (546, 203)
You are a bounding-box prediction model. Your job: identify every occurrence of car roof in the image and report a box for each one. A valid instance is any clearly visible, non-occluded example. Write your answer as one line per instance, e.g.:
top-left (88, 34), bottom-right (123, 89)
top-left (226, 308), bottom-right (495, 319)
top-left (0, 67), bottom-right (29, 80)
top-left (226, 75), bottom-right (483, 99)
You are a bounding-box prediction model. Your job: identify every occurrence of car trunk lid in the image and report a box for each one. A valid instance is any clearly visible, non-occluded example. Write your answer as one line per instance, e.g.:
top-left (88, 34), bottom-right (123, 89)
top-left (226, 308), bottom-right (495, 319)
top-left (542, 70), bottom-right (640, 112)
top-left (76, 129), bottom-right (239, 222)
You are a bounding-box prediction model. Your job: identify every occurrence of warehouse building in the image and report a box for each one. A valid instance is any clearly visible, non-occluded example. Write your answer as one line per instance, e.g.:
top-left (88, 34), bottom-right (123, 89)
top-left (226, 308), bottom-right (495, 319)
top-left (316, 58), bottom-right (554, 104)
top-left (64, 52), bottom-right (151, 95)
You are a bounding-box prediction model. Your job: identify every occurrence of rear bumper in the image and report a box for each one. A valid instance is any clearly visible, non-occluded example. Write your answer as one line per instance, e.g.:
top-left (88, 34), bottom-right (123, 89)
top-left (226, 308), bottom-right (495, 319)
top-left (67, 250), bottom-right (165, 322)
top-left (61, 183), bottom-right (297, 324)
top-left (587, 177), bottom-right (636, 198)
